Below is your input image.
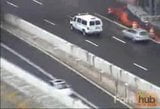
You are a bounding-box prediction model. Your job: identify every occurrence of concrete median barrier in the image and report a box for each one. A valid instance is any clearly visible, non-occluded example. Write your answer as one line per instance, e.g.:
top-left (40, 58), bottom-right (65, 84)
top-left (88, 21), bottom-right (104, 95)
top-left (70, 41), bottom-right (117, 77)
top-left (3, 13), bottom-right (160, 108)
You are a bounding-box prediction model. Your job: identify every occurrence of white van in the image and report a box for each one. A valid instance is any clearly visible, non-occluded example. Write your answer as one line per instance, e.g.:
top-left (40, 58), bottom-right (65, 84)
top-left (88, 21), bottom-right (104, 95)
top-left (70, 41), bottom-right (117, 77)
top-left (70, 13), bottom-right (103, 36)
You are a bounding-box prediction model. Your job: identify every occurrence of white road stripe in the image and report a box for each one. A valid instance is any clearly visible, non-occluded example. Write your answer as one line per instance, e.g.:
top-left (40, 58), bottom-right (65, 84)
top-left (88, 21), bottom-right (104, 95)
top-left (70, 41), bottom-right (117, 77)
top-left (94, 13), bottom-right (129, 29)
top-left (112, 36), bottom-right (126, 44)
top-left (66, 15), bottom-right (72, 18)
top-left (1, 43), bottom-right (97, 108)
top-left (133, 63), bottom-right (148, 71)
top-left (1, 43), bottom-right (55, 79)
top-left (74, 92), bottom-right (98, 108)
top-left (6, 1), bottom-right (18, 8)
top-left (85, 40), bottom-right (99, 47)
top-left (44, 19), bottom-right (55, 26)
top-left (32, 0), bottom-right (43, 5)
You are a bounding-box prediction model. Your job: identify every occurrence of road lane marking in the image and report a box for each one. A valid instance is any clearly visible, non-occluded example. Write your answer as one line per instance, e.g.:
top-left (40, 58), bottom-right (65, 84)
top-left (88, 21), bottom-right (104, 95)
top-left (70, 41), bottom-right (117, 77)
top-left (44, 19), bottom-right (55, 26)
top-left (1, 43), bottom-right (97, 108)
top-left (6, 1), bottom-right (18, 8)
top-left (66, 15), bottom-right (72, 18)
top-left (85, 40), bottom-right (99, 47)
top-left (32, 0), bottom-right (43, 5)
top-left (73, 92), bottom-right (97, 108)
top-left (112, 36), bottom-right (126, 44)
top-left (133, 63), bottom-right (148, 71)
top-left (1, 43), bottom-right (55, 80)
top-left (94, 13), bottom-right (129, 29)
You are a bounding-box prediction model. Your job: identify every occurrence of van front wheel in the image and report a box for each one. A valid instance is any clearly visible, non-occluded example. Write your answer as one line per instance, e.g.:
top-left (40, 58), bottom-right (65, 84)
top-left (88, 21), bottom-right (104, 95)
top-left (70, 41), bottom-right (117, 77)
top-left (70, 25), bottom-right (74, 30)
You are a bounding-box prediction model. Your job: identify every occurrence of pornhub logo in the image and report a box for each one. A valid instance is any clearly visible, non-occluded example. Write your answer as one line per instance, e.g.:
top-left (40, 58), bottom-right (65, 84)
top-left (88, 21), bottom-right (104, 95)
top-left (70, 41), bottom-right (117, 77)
top-left (136, 91), bottom-right (159, 108)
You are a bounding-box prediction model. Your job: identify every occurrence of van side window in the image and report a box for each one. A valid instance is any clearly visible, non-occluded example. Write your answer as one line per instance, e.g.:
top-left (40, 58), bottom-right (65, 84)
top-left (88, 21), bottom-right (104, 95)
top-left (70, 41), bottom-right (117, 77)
top-left (90, 21), bottom-right (95, 26)
top-left (73, 17), bottom-right (77, 21)
top-left (96, 20), bottom-right (100, 25)
top-left (82, 20), bottom-right (87, 25)
top-left (77, 18), bottom-right (81, 23)
top-left (128, 29), bottom-right (137, 33)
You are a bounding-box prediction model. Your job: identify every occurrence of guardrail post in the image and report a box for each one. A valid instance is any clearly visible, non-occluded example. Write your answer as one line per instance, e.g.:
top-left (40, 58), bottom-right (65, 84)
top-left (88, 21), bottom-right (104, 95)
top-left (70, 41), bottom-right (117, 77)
top-left (114, 96), bottom-right (117, 104)
top-left (110, 64), bottom-right (112, 75)
top-left (125, 83), bottom-right (128, 103)
top-left (115, 67), bottom-right (119, 103)
top-left (99, 70), bottom-right (104, 82)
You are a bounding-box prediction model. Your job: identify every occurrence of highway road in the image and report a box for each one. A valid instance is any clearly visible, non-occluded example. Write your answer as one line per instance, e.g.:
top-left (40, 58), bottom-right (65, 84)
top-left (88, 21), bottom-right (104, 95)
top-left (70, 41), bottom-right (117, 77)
top-left (1, 0), bottom-right (160, 86)
top-left (1, 29), bottom-right (127, 108)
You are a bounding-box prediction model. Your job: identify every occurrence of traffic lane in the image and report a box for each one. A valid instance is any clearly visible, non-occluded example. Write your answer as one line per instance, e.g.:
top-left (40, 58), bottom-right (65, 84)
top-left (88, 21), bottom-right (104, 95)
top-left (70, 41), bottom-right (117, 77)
top-left (1, 0), bottom-right (91, 47)
top-left (37, 16), bottom-right (160, 86)
top-left (98, 42), bottom-right (160, 85)
top-left (2, 0), bottom-right (157, 52)
top-left (1, 30), bottom-right (127, 108)
top-left (2, 0), bottom-right (160, 85)
top-left (1, 0), bottom-right (46, 29)
top-left (1, 0), bottom-right (106, 54)
top-left (126, 42), bottom-right (160, 72)
top-left (1, 46), bottom-right (51, 82)
top-left (1, 0), bottom-right (124, 40)
top-left (104, 28), bottom-right (160, 80)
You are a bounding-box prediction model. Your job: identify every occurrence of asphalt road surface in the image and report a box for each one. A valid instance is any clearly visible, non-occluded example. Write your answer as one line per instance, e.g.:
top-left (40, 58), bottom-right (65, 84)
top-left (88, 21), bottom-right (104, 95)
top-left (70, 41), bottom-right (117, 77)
top-left (1, 29), bottom-right (128, 108)
top-left (1, 0), bottom-right (160, 87)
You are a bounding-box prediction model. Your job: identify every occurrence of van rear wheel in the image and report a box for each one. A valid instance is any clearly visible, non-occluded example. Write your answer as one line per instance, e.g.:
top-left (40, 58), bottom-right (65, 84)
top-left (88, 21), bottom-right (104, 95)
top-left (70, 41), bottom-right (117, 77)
top-left (132, 38), bottom-right (136, 42)
top-left (82, 29), bottom-right (86, 36)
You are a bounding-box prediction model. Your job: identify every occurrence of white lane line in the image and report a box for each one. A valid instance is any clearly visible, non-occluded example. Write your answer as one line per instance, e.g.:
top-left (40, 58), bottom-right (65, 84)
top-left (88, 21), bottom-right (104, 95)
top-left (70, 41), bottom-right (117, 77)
top-left (85, 40), bottom-right (99, 47)
top-left (32, 0), bottom-right (43, 5)
top-left (6, 1), bottom-right (18, 8)
top-left (1, 43), bottom-right (97, 108)
top-left (73, 92), bottom-right (98, 108)
top-left (1, 43), bottom-right (55, 80)
top-left (66, 15), bottom-right (72, 19)
top-left (94, 13), bottom-right (129, 29)
top-left (44, 19), bottom-right (55, 26)
top-left (133, 63), bottom-right (148, 71)
top-left (112, 36), bottom-right (126, 44)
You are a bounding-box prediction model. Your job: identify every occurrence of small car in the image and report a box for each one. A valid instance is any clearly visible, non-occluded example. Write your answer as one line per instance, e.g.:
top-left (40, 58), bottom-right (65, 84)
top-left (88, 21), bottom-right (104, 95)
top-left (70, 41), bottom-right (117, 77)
top-left (122, 28), bottom-right (150, 42)
top-left (70, 13), bottom-right (103, 36)
top-left (49, 79), bottom-right (73, 96)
